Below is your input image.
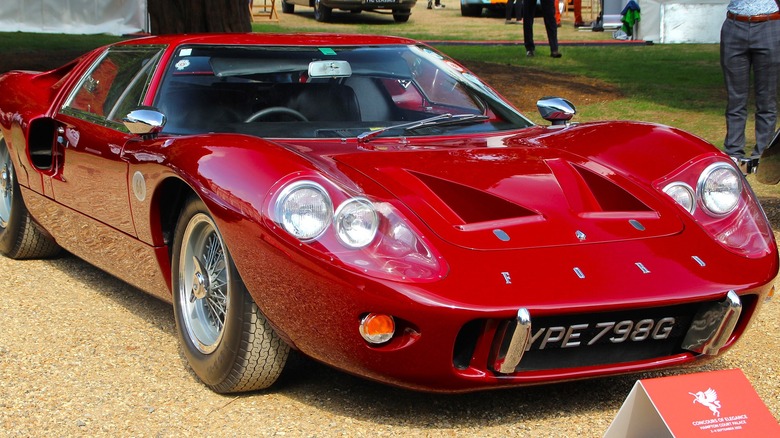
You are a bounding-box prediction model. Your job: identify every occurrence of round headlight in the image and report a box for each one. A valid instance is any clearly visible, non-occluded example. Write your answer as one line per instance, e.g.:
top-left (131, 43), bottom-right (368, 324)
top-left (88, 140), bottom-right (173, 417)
top-left (335, 198), bottom-right (378, 248)
top-left (275, 181), bottom-right (332, 241)
top-left (663, 182), bottom-right (695, 213)
top-left (698, 163), bottom-right (741, 216)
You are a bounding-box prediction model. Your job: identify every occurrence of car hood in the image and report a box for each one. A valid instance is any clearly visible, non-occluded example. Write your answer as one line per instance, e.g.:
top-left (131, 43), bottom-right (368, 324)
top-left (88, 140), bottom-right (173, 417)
top-left (333, 144), bottom-right (684, 250)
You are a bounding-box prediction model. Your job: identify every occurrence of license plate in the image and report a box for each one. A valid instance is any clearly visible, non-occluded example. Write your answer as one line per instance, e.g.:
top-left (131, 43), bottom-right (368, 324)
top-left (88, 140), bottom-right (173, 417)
top-left (365, 0), bottom-right (397, 4)
top-left (526, 316), bottom-right (679, 351)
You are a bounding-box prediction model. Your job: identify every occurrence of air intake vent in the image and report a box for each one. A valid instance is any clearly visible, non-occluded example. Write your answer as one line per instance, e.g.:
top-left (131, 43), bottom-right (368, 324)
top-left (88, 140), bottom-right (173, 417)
top-left (574, 165), bottom-right (651, 212)
top-left (411, 171), bottom-right (538, 224)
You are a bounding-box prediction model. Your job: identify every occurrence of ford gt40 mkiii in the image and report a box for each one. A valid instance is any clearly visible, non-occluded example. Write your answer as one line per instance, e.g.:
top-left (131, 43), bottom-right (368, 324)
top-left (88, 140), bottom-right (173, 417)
top-left (0, 34), bottom-right (777, 394)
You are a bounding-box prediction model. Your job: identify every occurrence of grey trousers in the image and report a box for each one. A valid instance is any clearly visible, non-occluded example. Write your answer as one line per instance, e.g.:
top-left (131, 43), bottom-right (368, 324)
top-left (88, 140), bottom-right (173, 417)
top-left (721, 17), bottom-right (780, 158)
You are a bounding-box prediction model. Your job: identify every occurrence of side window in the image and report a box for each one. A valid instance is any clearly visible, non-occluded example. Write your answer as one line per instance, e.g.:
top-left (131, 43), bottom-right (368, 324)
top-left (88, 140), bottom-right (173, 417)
top-left (64, 47), bottom-right (162, 125)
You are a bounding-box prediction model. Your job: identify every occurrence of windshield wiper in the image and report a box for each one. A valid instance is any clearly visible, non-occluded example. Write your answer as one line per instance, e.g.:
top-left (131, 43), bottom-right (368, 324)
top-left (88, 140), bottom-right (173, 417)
top-left (357, 113), bottom-right (489, 144)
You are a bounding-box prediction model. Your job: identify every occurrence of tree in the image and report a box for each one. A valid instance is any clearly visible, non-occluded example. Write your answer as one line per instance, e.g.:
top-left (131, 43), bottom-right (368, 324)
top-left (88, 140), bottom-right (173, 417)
top-left (148, 0), bottom-right (251, 35)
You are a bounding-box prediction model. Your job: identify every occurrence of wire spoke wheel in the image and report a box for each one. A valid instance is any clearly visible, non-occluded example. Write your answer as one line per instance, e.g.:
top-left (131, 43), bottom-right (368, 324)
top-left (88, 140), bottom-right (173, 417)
top-left (172, 196), bottom-right (289, 393)
top-left (178, 213), bottom-right (229, 354)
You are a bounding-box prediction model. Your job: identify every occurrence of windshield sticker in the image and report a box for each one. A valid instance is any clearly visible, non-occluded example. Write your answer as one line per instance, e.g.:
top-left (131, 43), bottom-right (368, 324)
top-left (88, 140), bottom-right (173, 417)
top-left (179, 48), bottom-right (192, 57)
top-left (175, 60), bottom-right (191, 71)
top-left (319, 48), bottom-right (337, 56)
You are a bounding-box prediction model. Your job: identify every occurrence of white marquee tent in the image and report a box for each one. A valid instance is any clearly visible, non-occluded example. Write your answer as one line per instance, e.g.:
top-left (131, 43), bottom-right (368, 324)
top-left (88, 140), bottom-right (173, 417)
top-left (0, 0), bottom-right (147, 35)
top-left (635, 0), bottom-right (729, 44)
top-left (600, 0), bottom-right (729, 43)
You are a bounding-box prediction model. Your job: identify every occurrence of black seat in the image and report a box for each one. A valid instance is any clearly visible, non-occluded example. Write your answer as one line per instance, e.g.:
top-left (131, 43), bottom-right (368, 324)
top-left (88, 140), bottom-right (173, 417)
top-left (271, 83), bottom-right (361, 122)
top-left (159, 85), bottom-right (243, 133)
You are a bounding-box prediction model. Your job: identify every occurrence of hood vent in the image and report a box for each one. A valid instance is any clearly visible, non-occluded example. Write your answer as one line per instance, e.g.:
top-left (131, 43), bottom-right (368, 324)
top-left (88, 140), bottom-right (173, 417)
top-left (410, 171), bottom-right (538, 225)
top-left (570, 164), bottom-right (652, 213)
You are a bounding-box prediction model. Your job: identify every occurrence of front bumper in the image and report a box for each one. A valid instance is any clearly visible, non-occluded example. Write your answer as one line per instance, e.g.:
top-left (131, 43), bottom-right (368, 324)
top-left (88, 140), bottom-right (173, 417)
top-left (322, 0), bottom-right (416, 11)
top-left (492, 291), bottom-right (745, 375)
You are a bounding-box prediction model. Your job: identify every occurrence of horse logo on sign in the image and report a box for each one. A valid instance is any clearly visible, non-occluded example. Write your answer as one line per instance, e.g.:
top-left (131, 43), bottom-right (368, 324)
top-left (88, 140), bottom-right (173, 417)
top-left (690, 388), bottom-right (721, 417)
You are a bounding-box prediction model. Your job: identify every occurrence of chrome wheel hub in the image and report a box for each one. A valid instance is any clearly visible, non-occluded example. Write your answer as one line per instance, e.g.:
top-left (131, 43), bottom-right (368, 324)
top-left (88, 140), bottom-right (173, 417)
top-left (190, 256), bottom-right (209, 301)
top-left (0, 168), bottom-right (8, 193)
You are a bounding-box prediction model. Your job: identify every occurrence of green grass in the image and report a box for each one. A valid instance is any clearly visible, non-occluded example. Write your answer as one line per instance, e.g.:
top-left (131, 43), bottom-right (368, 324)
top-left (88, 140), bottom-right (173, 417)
top-left (439, 43), bottom-right (729, 145)
top-left (0, 32), bottom-right (121, 52)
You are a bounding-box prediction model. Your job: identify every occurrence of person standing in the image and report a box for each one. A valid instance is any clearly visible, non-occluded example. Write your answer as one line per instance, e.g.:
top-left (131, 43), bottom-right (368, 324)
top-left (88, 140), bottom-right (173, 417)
top-left (506, 0), bottom-right (522, 24)
top-left (573, 0), bottom-right (586, 27)
top-left (523, 0), bottom-right (561, 58)
top-left (721, 0), bottom-right (780, 165)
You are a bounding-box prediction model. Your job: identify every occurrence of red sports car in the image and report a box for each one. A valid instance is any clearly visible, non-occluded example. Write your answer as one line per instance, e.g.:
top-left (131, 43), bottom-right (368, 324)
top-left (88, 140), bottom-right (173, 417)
top-left (0, 34), bottom-right (776, 394)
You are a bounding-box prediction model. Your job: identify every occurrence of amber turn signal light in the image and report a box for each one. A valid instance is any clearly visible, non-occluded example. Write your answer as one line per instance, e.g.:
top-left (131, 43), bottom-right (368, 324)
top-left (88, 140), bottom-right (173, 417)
top-left (359, 313), bottom-right (395, 344)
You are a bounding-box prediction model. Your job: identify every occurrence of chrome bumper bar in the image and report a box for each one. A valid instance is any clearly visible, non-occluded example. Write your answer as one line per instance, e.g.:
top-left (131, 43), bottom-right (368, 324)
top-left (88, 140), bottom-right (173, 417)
top-left (682, 290), bottom-right (742, 355)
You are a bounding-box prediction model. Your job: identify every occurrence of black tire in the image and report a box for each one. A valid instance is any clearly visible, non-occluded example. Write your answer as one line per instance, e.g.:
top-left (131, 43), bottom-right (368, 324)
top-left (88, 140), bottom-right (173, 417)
top-left (171, 195), bottom-right (289, 393)
top-left (281, 0), bottom-right (294, 13)
top-left (393, 10), bottom-right (411, 22)
top-left (0, 138), bottom-right (60, 259)
top-left (460, 4), bottom-right (482, 16)
top-left (313, 0), bottom-right (332, 22)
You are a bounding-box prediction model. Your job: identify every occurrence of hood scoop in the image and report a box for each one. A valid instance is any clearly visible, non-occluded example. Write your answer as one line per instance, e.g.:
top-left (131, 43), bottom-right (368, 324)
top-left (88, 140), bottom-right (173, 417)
top-left (411, 171), bottom-right (539, 225)
top-left (336, 148), bottom-right (683, 250)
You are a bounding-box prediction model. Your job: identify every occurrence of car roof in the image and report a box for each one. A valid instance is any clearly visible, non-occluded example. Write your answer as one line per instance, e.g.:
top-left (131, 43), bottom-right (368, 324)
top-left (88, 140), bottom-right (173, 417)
top-left (113, 33), bottom-right (419, 48)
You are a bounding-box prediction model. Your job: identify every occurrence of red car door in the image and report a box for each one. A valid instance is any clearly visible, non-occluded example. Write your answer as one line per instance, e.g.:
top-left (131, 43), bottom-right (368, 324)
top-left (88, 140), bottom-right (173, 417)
top-left (52, 47), bottom-right (162, 236)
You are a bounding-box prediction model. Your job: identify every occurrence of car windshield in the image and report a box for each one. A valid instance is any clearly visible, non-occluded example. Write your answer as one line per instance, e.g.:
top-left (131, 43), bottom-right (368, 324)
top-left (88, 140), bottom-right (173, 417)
top-left (154, 44), bottom-right (533, 138)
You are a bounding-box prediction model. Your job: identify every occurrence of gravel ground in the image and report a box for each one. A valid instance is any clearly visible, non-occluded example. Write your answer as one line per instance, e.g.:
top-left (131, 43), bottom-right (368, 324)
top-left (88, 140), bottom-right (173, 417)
top-left (2, 5), bottom-right (779, 436)
top-left (1, 236), bottom-right (778, 436)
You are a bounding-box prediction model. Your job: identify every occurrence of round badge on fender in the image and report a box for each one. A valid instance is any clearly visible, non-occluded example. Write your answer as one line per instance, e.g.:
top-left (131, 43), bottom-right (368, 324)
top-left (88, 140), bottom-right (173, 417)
top-left (132, 171), bottom-right (146, 201)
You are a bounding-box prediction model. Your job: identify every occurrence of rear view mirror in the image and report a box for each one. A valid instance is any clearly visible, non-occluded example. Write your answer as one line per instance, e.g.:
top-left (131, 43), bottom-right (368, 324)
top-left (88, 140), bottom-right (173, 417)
top-left (123, 107), bottom-right (166, 139)
top-left (309, 60), bottom-right (352, 78)
top-left (537, 97), bottom-right (576, 126)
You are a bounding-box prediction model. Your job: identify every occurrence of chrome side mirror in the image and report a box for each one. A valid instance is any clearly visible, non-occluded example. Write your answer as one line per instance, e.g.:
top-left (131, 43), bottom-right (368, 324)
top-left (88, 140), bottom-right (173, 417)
top-left (757, 131), bottom-right (780, 185)
top-left (537, 97), bottom-right (576, 126)
top-left (123, 107), bottom-right (166, 139)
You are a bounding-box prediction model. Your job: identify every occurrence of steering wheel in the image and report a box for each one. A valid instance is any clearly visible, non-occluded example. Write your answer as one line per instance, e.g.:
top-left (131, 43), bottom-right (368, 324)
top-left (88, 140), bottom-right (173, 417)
top-left (245, 107), bottom-right (309, 122)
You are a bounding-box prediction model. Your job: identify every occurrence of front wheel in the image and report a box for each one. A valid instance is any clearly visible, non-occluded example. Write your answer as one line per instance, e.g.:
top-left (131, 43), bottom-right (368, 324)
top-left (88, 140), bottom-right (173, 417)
top-left (393, 9), bottom-right (411, 22)
top-left (314, 0), bottom-right (332, 22)
top-left (460, 4), bottom-right (482, 16)
top-left (172, 196), bottom-right (289, 393)
top-left (0, 138), bottom-right (60, 259)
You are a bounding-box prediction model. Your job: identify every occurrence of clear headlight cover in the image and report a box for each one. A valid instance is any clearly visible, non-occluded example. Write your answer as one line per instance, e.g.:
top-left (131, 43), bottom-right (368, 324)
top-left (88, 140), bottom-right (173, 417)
top-left (663, 182), bottom-right (695, 213)
top-left (698, 163), bottom-right (741, 216)
top-left (335, 198), bottom-right (378, 248)
top-left (275, 181), bottom-right (332, 241)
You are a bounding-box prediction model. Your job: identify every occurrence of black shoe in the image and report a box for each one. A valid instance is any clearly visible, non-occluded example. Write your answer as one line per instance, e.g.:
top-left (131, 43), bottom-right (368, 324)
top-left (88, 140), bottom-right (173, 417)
top-left (739, 157), bottom-right (760, 174)
top-left (574, 21), bottom-right (587, 28)
top-left (550, 51), bottom-right (562, 58)
top-left (526, 50), bottom-right (534, 57)
top-left (427, 0), bottom-right (432, 8)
